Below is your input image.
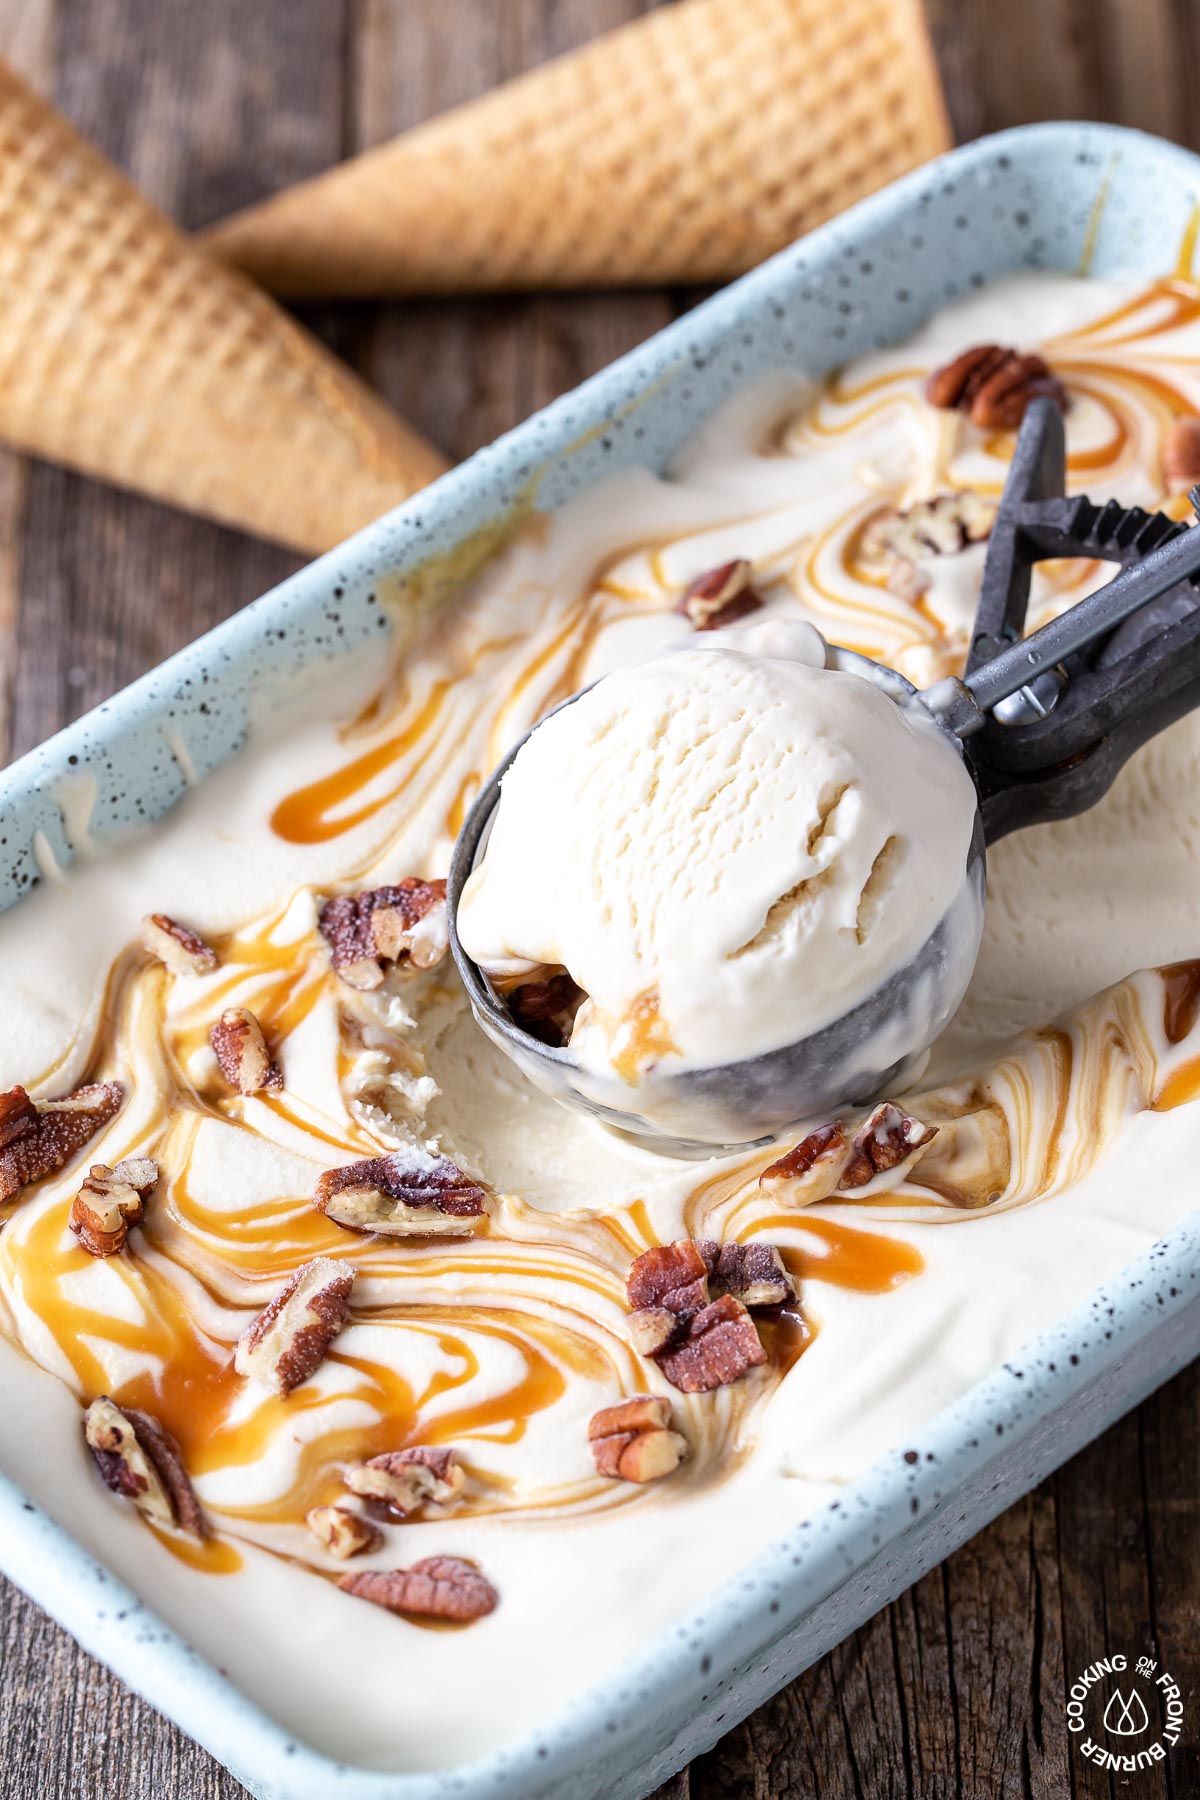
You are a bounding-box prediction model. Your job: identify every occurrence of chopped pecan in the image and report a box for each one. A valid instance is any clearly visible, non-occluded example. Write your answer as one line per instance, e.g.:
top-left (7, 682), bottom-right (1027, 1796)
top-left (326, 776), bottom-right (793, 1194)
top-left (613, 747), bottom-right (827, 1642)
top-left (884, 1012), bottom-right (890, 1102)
top-left (625, 1239), bottom-right (782, 1392)
top-left (346, 1446), bottom-right (464, 1517)
top-left (507, 971), bottom-right (586, 1048)
top-left (761, 1106), bottom-right (936, 1198)
top-left (316, 1146), bottom-right (486, 1238)
top-left (677, 558), bottom-right (764, 630)
top-left (711, 1241), bottom-right (794, 1308)
top-left (760, 1121), bottom-right (850, 1194)
top-left (864, 491), bottom-right (995, 562)
top-left (1162, 415), bottom-right (1200, 494)
top-left (588, 1395), bottom-right (689, 1483)
top-left (627, 1305), bottom-right (678, 1356)
top-left (840, 1101), bottom-right (938, 1189)
top-left (0, 1087), bottom-right (38, 1152)
top-left (141, 913), bottom-right (219, 976)
top-left (626, 1239), bottom-right (716, 1313)
top-left (69, 1158), bottom-right (159, 1257)
top-left (340, 1555), bottom-right (497, 1623)
top-left (111, 1155), bottom-right (159, 1194)
top-left (0, 1081), bottom-right (124, 1204)
top-left (306, 1504), bottom-right (383, 1559)
top-left (862, 490), bottom-right (994, 599)
top-left (83, 1395), bottom-right (205, 1537)
top-left (319, 878), bottom-right (448, 991)
top-left (234, 1256), bottom-right (354, 1394)
top-left (925, 343), bottom-right (1066, 429)
top-left (655, 1295), bottom-right (768, 1394)
top-left (210, 1007), bottom-right (282, 1095)
top-left (924, 342), bottom-right (1010, 411)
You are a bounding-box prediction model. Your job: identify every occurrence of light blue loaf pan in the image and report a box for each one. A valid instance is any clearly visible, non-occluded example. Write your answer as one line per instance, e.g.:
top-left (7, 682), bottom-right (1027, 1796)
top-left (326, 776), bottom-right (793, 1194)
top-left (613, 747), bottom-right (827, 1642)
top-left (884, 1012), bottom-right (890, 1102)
top-left (0, 122), bottom-right (1198, 1800)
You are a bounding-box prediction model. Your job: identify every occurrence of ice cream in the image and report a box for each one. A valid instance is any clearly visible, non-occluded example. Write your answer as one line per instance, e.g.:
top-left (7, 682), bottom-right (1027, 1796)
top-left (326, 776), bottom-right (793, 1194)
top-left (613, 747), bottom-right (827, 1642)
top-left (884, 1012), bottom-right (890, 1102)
top-left (458, 618), bottom-right (981, 1137)
top-left (0, 269), bottom-right (1198, 1771)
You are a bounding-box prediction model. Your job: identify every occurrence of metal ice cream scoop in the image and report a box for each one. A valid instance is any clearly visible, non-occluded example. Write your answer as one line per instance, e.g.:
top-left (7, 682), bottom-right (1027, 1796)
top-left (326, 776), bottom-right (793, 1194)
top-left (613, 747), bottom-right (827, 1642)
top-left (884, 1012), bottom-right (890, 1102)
top-left (447, 398), bottom-right (1200, 1156)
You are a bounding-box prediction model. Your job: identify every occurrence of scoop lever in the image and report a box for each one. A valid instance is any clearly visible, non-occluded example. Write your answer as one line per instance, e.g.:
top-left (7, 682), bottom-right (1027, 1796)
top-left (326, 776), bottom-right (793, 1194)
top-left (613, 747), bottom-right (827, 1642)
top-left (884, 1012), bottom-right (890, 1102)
top-left (925, 478), bottom-right (1200, 738)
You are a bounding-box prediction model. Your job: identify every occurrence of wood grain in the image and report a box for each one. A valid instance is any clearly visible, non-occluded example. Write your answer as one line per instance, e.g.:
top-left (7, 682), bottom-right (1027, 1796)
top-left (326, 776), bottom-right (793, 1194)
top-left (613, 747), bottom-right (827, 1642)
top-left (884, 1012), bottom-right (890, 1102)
top-left (0, 3), bottom-right (1196, 1797)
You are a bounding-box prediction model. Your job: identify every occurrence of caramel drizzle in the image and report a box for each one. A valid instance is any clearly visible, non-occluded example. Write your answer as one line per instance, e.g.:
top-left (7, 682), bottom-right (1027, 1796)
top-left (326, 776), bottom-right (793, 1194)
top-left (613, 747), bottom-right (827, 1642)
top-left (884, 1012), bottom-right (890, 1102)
top-left (270, 680), bottom-right (453, 845)
top-left (782, 276), bottom-right (1200, 683)
top-left (0, 910), bottom-right (916, 1562)
top-left (258, 275), bottom-right (1200, 860)
top-left (6, 272), bottom-right (1200, 1583)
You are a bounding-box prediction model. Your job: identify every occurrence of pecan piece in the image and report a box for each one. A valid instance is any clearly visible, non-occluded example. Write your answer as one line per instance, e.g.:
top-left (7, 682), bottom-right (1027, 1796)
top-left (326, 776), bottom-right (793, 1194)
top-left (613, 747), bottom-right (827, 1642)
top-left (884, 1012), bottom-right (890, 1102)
top-left (306, 1504), bottom-right (383, 1559)
top-left (625, 1240), bottom-right (778, 1392)
top-left (677, 558), bottom-right (764, 630)
top-left (862, 490), bottom-right (995, 600)
top-left (346, 1446), bottom-right (464, 1517)
top-left (626, 1239), bottom-right (715, 1313)
top-left (83, 1396), bottom-right (205, 1537)
top-left (971, 353), bottom-right (1067, 429)
top-left (69, 1158), bottom-right (159, 1257)
top-left (711, 1241), bottom-right (794, 1308)
top-left (316, 1146), bottom-right (486, 1238)
top-left (210, 1007), bottom-right (282, 1095)
top-left (507, 971), bottom-right (586, 1048)
top-left (655, 1295), bottom-right (768, 1394)
top-left (839, 1101), bottom-right (938, 1189)
top-left (1162, 415), bottom-right (1200, 494)
top-left (760, 1121), bottom-right (850, 1195)
top-left (588, 1395), bottom-right (689, 1483)
top-left (319, 878), bottom-right (448, 991)
top-left (0, 1087), bottom-right (38, 1152)
top-left (925, 343), bottom-right (1066, 429)
top-left (234, 1256), bottom-right (354, 1394)
top-left (627, 1305), bottom-right (678, 1356)
top-left (761, 1106), bottom-right (936, 1198)
top-left (0, 1081), bottom-right (124, 1203)
top-left (924, 342), bottom-right (1010, 411)
top-left (863, 491), bottom-right (995, 562)
top-left (340, 1555), bottom-right (497, 1623)
top-left (141, 913), bottom-right (219, 976)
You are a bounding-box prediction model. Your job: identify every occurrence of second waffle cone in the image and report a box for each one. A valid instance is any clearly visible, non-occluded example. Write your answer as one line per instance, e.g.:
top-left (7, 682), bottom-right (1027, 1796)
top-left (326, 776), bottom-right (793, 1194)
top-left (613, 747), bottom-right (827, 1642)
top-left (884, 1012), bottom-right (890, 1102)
top-left (201, 0), bottom-right (951, 299)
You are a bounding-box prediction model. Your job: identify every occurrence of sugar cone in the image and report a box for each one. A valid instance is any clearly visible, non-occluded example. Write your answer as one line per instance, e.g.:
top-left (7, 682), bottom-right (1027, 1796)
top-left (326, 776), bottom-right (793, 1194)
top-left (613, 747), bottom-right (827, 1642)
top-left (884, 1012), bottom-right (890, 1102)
top-left (200, 0), bottom-right (950, 300)
top-left (0, 63), bottom-right (446, 554)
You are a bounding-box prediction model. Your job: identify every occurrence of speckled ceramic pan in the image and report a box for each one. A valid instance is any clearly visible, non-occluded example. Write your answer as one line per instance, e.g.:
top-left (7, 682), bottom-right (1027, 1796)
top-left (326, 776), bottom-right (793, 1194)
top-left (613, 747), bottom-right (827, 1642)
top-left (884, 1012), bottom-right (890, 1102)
top-left (0, 122), bottom-right (1198, 1800)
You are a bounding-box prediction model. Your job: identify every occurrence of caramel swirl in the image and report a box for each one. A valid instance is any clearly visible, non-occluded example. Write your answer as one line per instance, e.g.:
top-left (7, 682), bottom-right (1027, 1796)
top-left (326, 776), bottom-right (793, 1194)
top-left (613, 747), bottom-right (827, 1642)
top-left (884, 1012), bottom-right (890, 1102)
top-left (3, 272), bottom-right (1200, 1596)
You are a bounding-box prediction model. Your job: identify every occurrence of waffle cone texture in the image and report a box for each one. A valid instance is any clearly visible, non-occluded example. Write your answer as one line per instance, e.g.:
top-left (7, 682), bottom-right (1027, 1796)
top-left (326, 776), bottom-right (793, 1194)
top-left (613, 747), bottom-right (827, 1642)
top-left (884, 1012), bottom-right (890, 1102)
top-left (0, 63), bottom-right (446, 553)
top-left (201, 0), bottom-right (951, 299)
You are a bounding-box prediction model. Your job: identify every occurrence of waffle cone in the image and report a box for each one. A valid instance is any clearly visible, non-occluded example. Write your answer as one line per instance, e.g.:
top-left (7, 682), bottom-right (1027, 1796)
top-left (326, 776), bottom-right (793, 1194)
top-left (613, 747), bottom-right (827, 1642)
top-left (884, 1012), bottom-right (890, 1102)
top-left (0, 63), bottom-right (446, 553)
top-left (201, 0), bottom-right (950, 299)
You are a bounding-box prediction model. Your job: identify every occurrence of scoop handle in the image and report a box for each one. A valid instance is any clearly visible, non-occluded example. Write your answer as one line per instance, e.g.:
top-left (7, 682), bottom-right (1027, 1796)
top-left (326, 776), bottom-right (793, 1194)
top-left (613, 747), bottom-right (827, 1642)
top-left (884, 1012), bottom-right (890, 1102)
top-left (971, 613), bottom-right (1200, 841)
top-left (925, 519), bottom-right (1200, 738)
top-left (914, 393), bottom-right (1200, 842)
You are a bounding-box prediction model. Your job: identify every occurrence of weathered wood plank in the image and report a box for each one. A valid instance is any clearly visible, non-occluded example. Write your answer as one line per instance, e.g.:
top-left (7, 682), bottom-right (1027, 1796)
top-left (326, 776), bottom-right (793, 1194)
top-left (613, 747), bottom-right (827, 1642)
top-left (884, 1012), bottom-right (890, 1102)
top-left (2, 0), bottom-right (341, 760)
top-left (929, 0), bottom-right (1200, 149)
top-left (0, 0), bottom-right (348, 1789)
top-left (0, 0), bottom-right (50, 766)
top-left (353, 0), bottom-right (675, 459)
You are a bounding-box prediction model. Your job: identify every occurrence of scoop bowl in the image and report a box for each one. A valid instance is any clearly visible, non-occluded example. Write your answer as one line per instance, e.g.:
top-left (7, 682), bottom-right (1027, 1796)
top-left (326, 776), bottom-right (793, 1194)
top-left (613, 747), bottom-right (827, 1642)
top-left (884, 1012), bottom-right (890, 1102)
top-left (446, 651), bottom-right (987, 1158)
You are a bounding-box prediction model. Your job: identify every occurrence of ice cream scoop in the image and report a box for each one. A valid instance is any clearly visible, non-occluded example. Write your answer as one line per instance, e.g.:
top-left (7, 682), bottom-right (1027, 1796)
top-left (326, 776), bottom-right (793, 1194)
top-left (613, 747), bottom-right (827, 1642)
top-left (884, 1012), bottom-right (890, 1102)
top-left (448, 398), bottom-right (1200, 1154)
top-left (452, 633), bottom-right (984, 1153)
top-left (455, 620), bottom-right (982, 1143)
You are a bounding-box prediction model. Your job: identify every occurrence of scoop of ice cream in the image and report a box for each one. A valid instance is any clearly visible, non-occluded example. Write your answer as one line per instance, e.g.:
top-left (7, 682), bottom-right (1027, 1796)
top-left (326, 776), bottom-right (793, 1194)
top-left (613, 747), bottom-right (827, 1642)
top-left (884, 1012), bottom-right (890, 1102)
top-left (457, 620), bottom-right (979, 1083)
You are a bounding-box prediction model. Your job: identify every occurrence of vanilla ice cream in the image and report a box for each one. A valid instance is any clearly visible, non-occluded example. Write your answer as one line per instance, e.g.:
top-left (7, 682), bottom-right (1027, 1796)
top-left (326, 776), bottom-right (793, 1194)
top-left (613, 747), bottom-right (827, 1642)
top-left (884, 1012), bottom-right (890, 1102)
top-left (457, 618), bottom-right (980, 1132)
top-left (0, 270), bottom-right (1198, 1772)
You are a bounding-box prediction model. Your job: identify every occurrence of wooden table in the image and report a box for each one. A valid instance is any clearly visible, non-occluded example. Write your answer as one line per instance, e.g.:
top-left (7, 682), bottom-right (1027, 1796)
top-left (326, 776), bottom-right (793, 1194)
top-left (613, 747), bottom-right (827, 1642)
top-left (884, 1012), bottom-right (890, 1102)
top-left (0, 3), bottom-right (1196, 1795)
